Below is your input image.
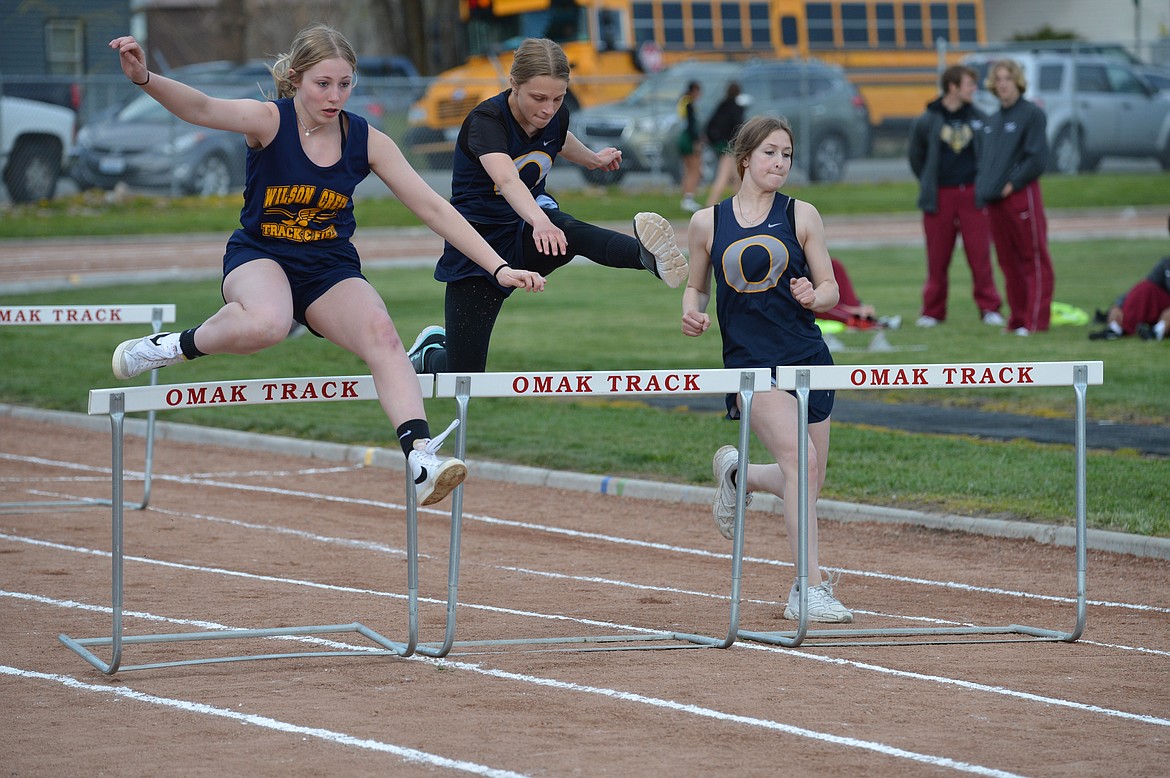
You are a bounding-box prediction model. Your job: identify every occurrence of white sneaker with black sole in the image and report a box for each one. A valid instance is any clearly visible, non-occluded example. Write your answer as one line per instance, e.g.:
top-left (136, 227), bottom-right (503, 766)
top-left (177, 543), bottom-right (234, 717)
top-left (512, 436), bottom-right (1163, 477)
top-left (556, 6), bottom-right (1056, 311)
top-left (112, 332), bottom-right (186, 380)
top-left (408, 419), bottom-right (467, 506)
top-left (633, 212), bottom-right (689, 289)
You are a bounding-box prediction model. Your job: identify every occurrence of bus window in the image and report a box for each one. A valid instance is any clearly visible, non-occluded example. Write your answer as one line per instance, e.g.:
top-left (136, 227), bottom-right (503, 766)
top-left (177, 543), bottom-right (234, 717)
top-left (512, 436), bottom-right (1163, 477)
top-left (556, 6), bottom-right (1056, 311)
top-left (842, 3), bottom-right (868, 47)
top-left (929, 3), bottom-right (950, 45)
top-left (903, 3), bottom-right (924, 47)
top-left (807, 4), bottom-right (833, 47)
top-left (875, 4), bottom-right (896, 45)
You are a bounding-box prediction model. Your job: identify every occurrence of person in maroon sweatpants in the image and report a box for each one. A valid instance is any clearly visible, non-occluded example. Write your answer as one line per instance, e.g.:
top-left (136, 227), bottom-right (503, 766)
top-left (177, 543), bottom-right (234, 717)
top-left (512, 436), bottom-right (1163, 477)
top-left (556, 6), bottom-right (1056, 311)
top-left (908, 65), bottom-right (1002, 329)
top-left (976, 58), bottom-right (1054, 336)
top-left (1090, 215), bottom-right (1170, 342)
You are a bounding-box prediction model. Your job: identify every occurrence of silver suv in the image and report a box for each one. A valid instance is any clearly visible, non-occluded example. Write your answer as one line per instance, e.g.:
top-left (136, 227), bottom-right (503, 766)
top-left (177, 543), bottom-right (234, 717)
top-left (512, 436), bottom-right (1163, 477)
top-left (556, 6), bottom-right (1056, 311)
top-left (963, 51), bottom-right (1170, 174)
top-left (573, 58), bottom-right (871, 185)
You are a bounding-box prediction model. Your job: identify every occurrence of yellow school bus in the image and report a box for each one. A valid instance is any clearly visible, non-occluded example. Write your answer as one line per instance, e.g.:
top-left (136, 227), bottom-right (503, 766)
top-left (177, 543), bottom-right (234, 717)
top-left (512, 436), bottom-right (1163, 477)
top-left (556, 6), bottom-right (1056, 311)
top-left (405, 0), bottom-right (986, 164)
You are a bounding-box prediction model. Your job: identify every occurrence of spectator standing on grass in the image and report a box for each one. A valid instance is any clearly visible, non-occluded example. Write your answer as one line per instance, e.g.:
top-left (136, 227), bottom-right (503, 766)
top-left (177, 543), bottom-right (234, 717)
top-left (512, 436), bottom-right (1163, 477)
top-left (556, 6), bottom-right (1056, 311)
top-left (976, 58), bottom-right (1054, 336)
top-left (678, 80), bottom-right (703, 212)
top-left (404, 38), bottom-right (687, 375)
top-left (702, 81), bottom-right (747, 208)
top-left (682, 115), bottom-right (852, 624)
top-left (105, 24), bottom-right (547, 506)
top-left (908, 64), bottom-right (1004, 329)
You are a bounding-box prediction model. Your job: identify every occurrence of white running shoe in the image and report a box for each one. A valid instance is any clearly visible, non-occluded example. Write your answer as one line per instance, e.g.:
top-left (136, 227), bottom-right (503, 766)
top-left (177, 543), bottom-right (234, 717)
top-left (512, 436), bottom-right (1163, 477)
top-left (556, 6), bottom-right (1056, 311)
top-left (633, 212), bottom-right (689, 289)
top-left (408, 419), bottom-right (467, 506)
top-left (981, 311), bottom-right (1006, 326)
top-left (784, 575), bottom-right (853, 623)
top-left (112, 332), bottom-right (186, 379)
top-left (712, 445), bottom-right (752, 540)
top-left (915, 315), bottom-right (939, 328)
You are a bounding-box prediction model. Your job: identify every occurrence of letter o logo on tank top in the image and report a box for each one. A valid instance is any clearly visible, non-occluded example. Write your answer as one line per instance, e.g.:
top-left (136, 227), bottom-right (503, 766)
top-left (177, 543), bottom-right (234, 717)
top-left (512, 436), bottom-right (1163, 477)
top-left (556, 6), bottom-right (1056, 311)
top-left (515, 151), bottom-right (553, 185)
top-left (721, 235), bottom-right (789, 293)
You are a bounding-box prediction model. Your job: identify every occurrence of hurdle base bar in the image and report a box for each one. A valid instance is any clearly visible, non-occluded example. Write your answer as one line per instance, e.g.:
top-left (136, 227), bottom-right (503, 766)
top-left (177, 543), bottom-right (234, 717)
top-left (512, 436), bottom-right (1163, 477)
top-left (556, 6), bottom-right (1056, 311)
top-left (63, 374), bottom-right (463, 674)
top-left (58, 623), bottom-right (412, 674)
top-left (737, 361), bottom-right (1097, 649)
top-left (739, 623), bottom-right (1080, 649)
top-left (427, 368), bottom-right (770, 654)
top-left (0, 304), bottom-right (173, 514)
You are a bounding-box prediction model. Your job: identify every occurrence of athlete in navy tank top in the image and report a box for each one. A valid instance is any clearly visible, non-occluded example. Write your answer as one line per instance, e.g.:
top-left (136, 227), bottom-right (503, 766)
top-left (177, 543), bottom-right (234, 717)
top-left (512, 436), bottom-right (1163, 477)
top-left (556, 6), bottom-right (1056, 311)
top-left (682, 115), bottom-right (853, 624)
top-left (710, 193), bottom-right (825, 370)
top-left (105, 25), bottom-right (545, 507)
top-left (408, 38), bottom-right (689, 376)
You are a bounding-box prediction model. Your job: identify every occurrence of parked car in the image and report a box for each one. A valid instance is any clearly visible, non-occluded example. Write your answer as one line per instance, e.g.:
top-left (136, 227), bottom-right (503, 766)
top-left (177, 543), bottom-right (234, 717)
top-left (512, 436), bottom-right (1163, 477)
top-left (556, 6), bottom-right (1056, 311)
top-left (70, 84), bottom-right (259, 196)
top-left (572, 58), bottom-right (871, 185)
top-left (1, 95), bottom-right (76, 203)
top-left (1135, 64), bottom-right (1170, 93)
top-left (963, 51), bottom-right (1170, 174)
top-left (168, 55), bottom-right (424, 122)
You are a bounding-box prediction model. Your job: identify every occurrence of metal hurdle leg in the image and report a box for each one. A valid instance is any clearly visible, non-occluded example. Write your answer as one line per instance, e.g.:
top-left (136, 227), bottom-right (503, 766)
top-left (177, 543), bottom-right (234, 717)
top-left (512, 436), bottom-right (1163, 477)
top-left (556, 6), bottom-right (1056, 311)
top-left (419, 369), bottom-right (764, 656)
top-left (737, 361), bottom-right (1096, 648)
top-left (736, 368), bottom-right (812, 647)
top-left (59, 372), bottom-right (467, 673)
top-left (1, 305), bottom-right (167, 514)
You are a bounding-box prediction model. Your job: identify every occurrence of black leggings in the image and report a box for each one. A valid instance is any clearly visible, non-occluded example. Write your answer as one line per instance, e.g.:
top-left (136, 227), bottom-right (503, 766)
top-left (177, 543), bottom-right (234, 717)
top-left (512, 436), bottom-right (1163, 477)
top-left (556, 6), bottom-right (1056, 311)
top-left (435, 210), bottom-right (646, 373)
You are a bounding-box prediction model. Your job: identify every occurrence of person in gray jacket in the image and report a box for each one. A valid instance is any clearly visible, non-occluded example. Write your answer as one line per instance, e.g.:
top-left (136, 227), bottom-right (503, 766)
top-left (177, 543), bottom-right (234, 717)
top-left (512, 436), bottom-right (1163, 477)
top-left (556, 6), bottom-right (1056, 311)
top-left (908, 64), bottom-right (1003, 329)
top-left (975, 58), bottom-right (1054, 336)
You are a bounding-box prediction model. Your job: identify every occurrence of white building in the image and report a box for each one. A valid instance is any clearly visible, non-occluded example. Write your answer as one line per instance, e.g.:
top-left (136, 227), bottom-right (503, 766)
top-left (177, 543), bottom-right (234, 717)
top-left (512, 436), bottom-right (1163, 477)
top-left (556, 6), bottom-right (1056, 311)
top-left (984, 0), bottom-right (1170, 62)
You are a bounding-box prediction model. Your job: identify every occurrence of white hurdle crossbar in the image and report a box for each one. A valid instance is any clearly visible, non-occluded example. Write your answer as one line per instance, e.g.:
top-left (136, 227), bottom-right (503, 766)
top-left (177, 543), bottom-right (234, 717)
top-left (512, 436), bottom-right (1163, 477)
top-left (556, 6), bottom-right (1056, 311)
top-left (431, 368), bottom-right (772, 654)
top-left (740, 360), bottom-right (1104, 648)
top-left (0, 304), bottom-right (176, 513)
top-left (58, 372), bottom-right (464, 674)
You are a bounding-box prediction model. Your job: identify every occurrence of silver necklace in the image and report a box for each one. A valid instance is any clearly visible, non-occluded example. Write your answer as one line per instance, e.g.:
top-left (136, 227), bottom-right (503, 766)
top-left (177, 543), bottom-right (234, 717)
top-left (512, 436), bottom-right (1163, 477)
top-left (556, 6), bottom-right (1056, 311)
top-left (296, 111), bottom-right (323, 137)
top-left (734, 195), bottom-right (772, 226)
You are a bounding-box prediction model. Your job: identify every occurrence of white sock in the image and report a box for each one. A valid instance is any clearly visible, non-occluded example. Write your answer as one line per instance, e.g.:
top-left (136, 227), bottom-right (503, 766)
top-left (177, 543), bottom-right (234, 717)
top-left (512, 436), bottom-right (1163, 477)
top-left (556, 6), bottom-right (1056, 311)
top-left (1155, 321), bottom-right (1166, 341)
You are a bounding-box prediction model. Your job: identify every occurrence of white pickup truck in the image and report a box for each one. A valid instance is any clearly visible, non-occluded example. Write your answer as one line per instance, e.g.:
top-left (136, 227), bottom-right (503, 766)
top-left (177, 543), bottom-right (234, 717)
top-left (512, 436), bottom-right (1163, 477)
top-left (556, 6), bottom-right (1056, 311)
top-left (0, 95), bottom-right (75, 203)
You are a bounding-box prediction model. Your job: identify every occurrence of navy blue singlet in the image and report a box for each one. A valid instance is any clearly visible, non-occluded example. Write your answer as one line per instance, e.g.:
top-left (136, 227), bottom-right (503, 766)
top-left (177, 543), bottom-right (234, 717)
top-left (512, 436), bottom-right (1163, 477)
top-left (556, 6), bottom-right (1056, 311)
top-left (235, 98), bottom-right (369, 250)
top-left (711, 194), bottom-right (826, 369)
top-left (437, 90), bottom-right (569, 284)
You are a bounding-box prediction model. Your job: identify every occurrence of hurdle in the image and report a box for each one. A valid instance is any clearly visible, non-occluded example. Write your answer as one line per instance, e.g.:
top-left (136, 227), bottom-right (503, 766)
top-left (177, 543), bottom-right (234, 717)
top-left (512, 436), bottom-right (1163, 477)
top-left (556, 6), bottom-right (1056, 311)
top-left (58, 372), bottom-right (465, 674)
top-left (738, 360), bottom-right (1104, 648)
top-left (429, 368), bottom-right (772, 654)
top-left (0, 304), bottom-right (175, 513)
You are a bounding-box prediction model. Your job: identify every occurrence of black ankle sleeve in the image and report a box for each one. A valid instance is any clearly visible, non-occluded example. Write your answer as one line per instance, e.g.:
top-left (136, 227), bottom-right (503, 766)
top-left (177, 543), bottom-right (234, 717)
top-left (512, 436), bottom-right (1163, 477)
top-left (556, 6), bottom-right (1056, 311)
top-left (179, 328), bottom-right (206, 360)
top-left (396, 419), bottom-right (431, 457)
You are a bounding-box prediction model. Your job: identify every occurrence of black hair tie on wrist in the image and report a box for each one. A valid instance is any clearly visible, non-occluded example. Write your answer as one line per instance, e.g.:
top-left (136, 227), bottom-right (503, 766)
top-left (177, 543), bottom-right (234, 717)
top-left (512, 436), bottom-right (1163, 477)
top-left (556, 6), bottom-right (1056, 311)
top-left (132, 72), bottom-right (150, 86)
top-left (492, 263), bottom-right (510, 280)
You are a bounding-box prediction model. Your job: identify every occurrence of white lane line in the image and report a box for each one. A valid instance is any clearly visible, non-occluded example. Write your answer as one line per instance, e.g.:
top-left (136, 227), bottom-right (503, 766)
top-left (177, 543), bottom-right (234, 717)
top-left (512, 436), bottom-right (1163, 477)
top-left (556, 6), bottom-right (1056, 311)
top-left (3, 591), bottom-right (1028, 778)
top-left (5, 535), bottom-right (1169, 729)
top-left (0, 664), bottom-right (526, 778)
top-left (16, 471), bottom-right (1169, 618)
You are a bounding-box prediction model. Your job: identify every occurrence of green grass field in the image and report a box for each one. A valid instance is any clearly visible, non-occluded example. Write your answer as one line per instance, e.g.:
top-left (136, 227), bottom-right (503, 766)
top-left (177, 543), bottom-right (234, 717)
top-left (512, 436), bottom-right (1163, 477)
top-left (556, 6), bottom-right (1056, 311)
top-left (1, 176), bottom-right (1167, 536)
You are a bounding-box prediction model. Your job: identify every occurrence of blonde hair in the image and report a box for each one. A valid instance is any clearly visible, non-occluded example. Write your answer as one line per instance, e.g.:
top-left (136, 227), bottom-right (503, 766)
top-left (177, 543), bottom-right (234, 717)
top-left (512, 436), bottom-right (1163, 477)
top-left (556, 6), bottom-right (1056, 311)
top-left (730, 115), bottom-right (795, 180)
top-left (269, 23), bottom-right (358, 99)
top-left (510, 38), bottom-right (570, 87)
top-left (985, 58), bottom-right (1027, 95)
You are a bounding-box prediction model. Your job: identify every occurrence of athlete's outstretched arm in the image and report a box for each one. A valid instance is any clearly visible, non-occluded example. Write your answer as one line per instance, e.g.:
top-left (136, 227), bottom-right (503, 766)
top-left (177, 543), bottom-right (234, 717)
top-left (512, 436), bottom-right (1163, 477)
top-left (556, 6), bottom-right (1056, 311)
top-left (108, 36), bottom-right (278, 145)
top-left (559, 131), bottom-right (622, 171)
top-left (367, 130), bottom-right (545, 292)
